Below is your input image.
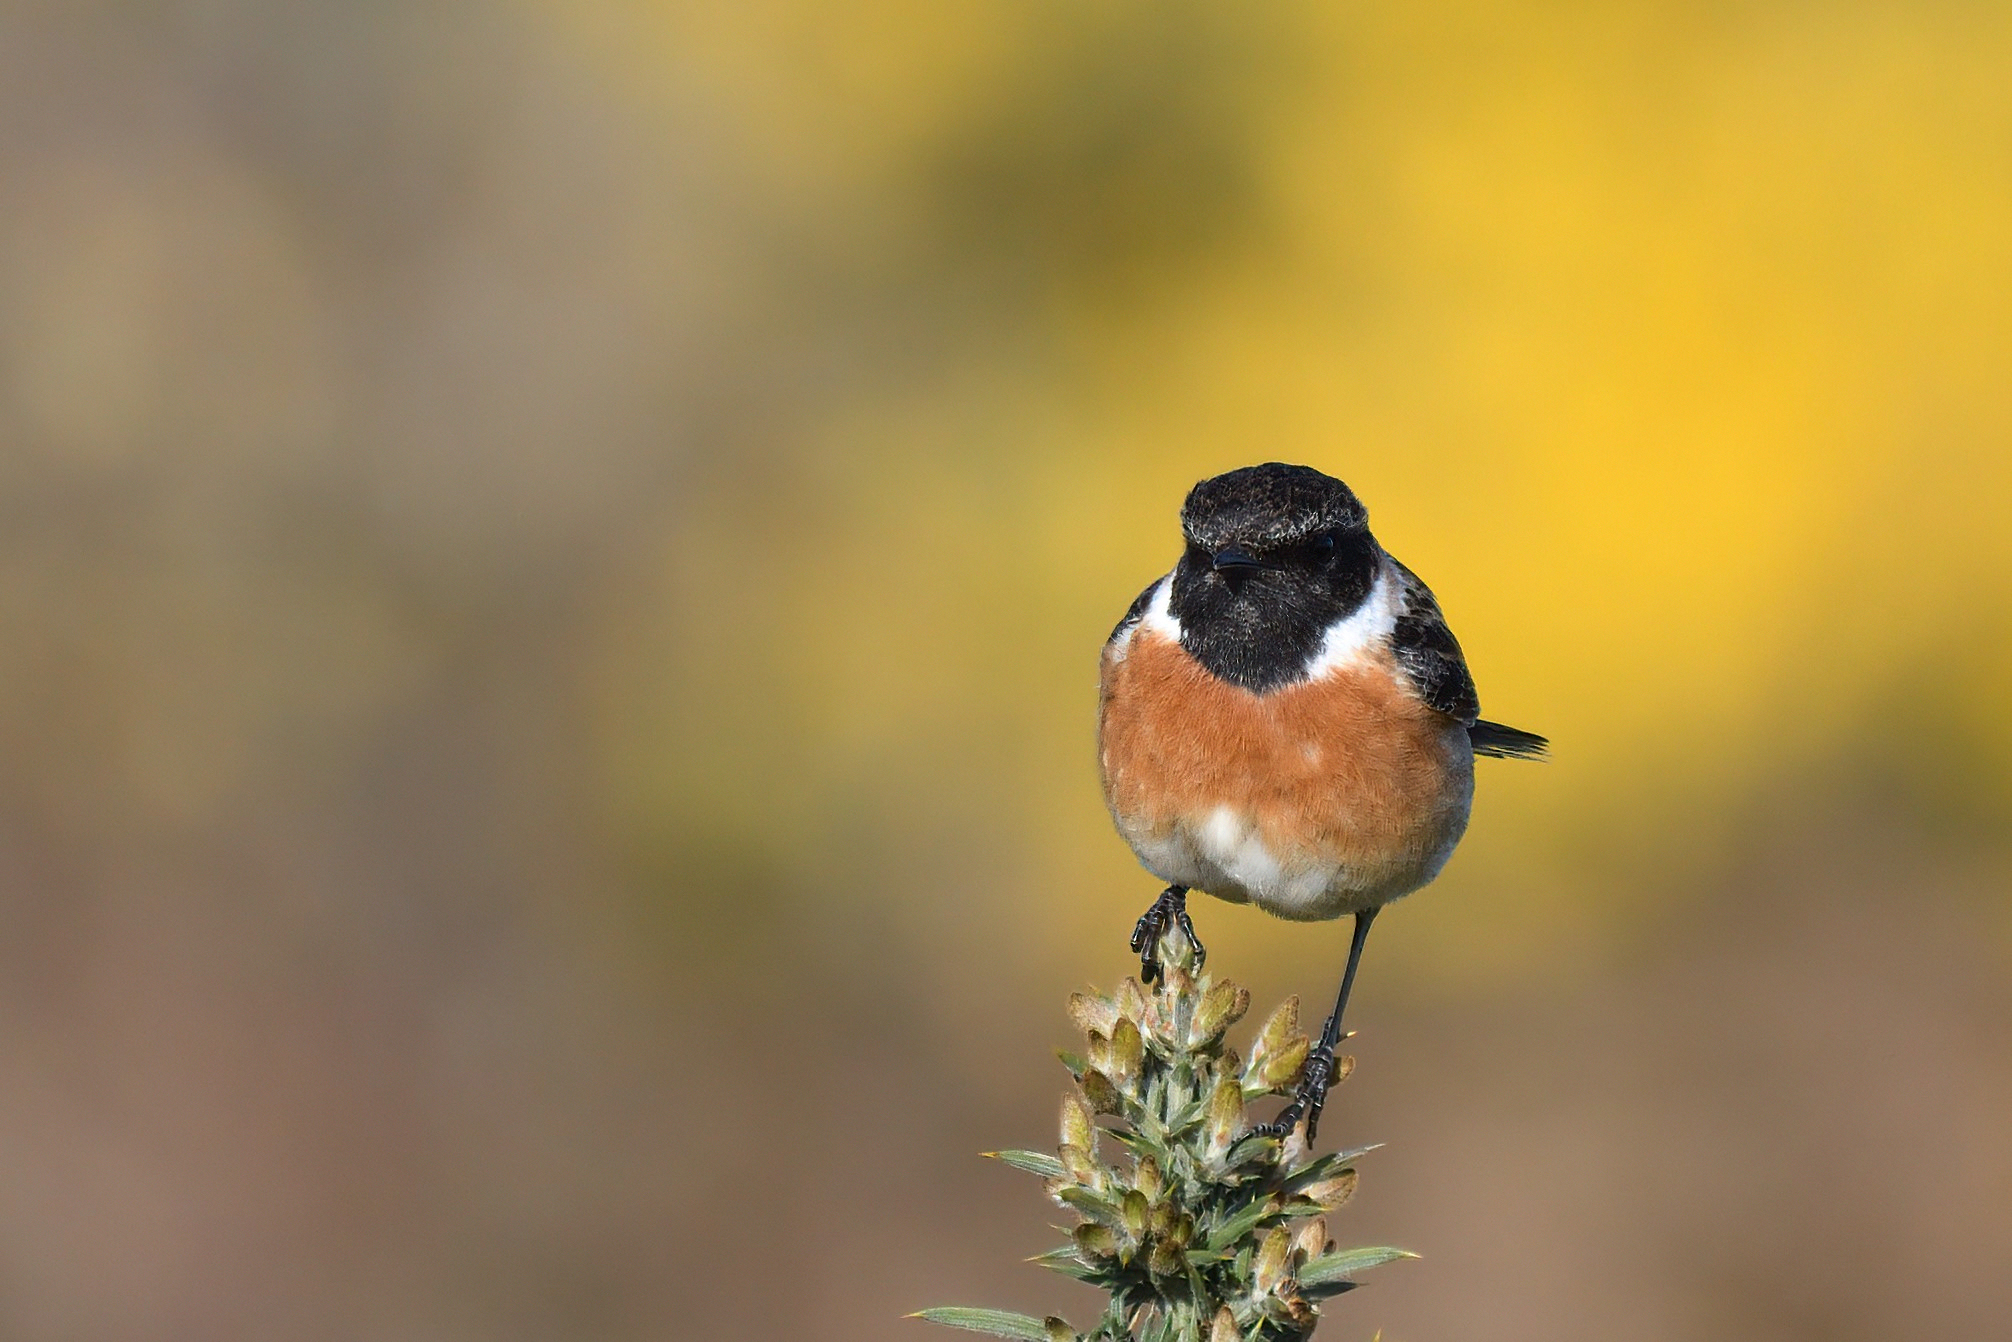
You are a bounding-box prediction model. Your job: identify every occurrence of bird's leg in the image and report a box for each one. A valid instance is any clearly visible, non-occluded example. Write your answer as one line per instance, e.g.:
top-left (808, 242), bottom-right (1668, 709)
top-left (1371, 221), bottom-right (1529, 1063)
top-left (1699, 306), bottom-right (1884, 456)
top-left (1129, 885), bottom-right (1201, 984)
top-left (1259, 907), bottom-right (1378, 1144)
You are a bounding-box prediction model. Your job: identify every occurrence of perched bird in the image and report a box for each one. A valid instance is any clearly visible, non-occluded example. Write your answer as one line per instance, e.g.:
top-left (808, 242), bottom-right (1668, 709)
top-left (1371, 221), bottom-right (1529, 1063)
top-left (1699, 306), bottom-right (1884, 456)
top-left (1098, 463), bottom-right (1546, 1142)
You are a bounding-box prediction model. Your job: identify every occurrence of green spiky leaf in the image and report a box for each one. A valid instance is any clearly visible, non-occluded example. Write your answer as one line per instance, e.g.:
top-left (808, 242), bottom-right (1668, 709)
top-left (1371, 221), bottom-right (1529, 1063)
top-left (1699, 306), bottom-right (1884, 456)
top-left (1055, 1184), bottom-right (1124, 1226)
top-left (1299, 1246), bottom-right (1421, 1291)
top-left (987, 1150), bottom-right (1067, 1179)
top-left (911, 1307), bottom-right (1063, 1340)
top-left (1029, 1245), bottom-right (1099, 1281)
top-left (1202, 1197), bottom-right (1287, 1253)
top-left (1279, 1147), bottom-right (1376, 1191)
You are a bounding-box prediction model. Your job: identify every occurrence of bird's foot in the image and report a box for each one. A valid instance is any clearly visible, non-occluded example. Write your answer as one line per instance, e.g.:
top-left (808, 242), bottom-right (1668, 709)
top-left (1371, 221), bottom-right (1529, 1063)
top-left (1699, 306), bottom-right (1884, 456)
top-left (1254, 1043), bottom-right (1337, 1145)
top-left (1129, 886), bottom-right (1202, 984)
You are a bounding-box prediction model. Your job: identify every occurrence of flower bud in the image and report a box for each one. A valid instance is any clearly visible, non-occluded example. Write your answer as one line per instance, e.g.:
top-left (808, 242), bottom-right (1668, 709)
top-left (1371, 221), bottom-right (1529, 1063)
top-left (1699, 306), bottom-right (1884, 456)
top-left (1072, 1222), bottom-right (1117, 1260)
top-left (1253, 1226), bottom-right (1293, 1295)
top-left (1254, 995), bottom-right (1298, 1054)
top-left (1080, 1069), bottom-right (1124, 1116)
top-left (1188, 980), bottom-right (1250, 1048)
top-left (1058, 1143), bottom-right (1100, 1189)
top-left (1300, 1170), bottom-right (1358, 1211)
top-left (1279, 1291), bottom-right (1315, 1330)
top-left (1113, 976), bottom-right (1146, 1025)
top-left (1146, 1237), bottom-right (1185, 1279)
top-left (1204, 1077), bottom-right (1244, 1162)
top-left (1108, 1017), bottom-right (1146, 1088)
top-left (1120, 1189), bottom-right (1149, 1239)
top-left (1060, 1093), bottom-right (1097, 1154)
top-left (1293, 1216), bottom-right (1330, 1262)
top-left (1257, 1035), bottom-right (1310, 1090)
top-left (1245, 996), bottom-right (1308, 1091)
top-left (1133, 1154), bottom-right (1162, 1201)
top-left (1067, 992), bottom-right (1117, 1038)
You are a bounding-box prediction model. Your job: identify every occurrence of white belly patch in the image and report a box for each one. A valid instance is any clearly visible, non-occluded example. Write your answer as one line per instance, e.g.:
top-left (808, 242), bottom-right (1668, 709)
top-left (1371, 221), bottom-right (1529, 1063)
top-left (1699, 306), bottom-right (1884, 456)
top-left (1122, 805), bottom-right (1352, 919)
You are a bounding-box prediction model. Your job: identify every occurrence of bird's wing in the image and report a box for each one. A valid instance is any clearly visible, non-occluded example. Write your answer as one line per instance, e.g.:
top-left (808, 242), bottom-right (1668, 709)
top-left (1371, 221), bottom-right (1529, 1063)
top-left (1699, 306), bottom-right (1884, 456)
top-left (1389, 558), bottom-right (1549, 758)
top-left (1386, 558), bottom-right (1481, 724)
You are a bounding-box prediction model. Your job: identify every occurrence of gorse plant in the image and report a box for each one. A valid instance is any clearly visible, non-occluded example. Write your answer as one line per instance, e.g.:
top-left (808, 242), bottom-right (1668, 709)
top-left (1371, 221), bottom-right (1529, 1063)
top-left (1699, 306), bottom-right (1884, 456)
top-left (914, 926), bottom-right (1413, 1342)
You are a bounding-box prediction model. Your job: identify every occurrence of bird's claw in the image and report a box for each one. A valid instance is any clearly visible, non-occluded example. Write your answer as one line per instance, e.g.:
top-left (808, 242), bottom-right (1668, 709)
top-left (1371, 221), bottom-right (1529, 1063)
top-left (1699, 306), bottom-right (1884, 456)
top-left (1130, 887), bottom-right (1203, 984)
top-left (1255, 1044), bottom-right (1336, 1144)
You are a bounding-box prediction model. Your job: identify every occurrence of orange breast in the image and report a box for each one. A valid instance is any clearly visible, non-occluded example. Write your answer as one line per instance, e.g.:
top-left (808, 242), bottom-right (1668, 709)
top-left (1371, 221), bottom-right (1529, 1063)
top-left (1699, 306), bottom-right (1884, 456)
top-left (1098, 626), bottom-right (1473, 917)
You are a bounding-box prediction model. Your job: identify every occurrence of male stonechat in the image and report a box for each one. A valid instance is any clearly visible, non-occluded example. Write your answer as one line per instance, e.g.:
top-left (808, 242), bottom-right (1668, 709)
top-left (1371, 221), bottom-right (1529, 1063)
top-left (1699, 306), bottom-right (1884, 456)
top-left (1098, 463), bottom-right (1546, 1142)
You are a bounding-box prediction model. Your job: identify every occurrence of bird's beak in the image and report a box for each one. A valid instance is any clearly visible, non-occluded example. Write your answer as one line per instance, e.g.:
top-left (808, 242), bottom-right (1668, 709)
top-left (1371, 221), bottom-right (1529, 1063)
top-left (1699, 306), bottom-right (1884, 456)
top-left (1211, 544), bottom-right (1264, 575)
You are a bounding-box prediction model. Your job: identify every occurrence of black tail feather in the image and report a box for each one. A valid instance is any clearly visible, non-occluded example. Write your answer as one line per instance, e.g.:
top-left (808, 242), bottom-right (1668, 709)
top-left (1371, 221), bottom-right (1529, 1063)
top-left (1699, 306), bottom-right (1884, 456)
top-left (1469, 720), bottom-right (1548, 760)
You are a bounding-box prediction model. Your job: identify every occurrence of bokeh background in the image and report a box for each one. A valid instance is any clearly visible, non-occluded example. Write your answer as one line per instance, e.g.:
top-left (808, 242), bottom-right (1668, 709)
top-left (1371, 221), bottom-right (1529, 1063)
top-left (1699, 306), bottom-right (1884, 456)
top-left (4, 2), bottom-right (2011, 1338)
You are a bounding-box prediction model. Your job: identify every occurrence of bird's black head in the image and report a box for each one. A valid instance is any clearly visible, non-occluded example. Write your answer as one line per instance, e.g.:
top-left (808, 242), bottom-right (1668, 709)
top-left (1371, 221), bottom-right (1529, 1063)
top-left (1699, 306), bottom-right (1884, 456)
top-left (1169, 463), bottom-right (1381, 692)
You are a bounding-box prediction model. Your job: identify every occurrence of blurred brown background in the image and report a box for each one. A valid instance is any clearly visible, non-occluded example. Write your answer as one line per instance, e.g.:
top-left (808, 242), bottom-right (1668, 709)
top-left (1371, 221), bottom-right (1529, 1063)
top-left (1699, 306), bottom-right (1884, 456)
top-left (3, 2), bottom-right (2010, 1339)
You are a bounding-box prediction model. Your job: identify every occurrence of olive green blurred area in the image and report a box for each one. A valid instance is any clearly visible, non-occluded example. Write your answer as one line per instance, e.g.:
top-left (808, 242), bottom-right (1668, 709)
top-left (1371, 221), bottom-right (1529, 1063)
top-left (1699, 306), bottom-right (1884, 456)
top-left (4, 1), bottom-right (2010, 1337)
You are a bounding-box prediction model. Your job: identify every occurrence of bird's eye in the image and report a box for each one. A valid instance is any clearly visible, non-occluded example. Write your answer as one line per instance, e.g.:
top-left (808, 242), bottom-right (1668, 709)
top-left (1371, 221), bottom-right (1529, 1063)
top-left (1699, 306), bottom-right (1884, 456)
top-left (1314, 533), bottom-right (1337, 556)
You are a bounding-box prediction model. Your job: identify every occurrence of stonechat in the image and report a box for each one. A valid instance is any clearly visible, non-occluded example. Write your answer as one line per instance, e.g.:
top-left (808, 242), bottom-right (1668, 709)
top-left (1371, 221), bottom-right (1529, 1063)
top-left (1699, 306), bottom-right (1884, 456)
top-left (1098, 463), bottom-right (1546, 1142)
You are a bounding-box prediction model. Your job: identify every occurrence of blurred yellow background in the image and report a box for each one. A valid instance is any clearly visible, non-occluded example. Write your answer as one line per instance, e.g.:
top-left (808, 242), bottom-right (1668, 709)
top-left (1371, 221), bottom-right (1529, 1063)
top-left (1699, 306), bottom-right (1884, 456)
top-left (3, 2), bottom-right (2009, 1338)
